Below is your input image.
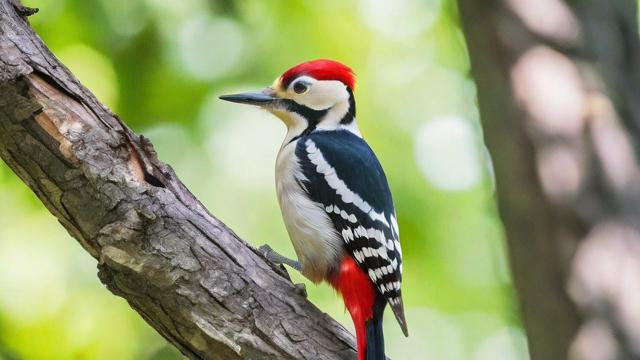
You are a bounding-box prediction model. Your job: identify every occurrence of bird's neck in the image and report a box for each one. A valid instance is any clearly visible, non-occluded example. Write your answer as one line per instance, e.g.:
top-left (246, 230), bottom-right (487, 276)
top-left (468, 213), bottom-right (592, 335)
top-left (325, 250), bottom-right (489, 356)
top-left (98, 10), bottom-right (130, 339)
top-left (279, 96), bottom-right (361, 147)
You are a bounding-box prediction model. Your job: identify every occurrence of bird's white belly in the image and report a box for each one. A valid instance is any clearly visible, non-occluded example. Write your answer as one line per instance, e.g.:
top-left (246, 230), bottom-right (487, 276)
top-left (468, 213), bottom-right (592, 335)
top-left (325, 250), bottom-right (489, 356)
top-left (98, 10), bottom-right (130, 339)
top-left (275, 141), bottom-right (342, 283)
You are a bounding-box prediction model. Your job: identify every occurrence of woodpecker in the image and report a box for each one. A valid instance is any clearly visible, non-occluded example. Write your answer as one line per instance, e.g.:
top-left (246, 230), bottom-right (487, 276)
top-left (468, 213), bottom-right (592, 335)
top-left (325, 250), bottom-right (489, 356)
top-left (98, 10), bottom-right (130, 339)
top-left (220, 59), bottom-right (407, 360)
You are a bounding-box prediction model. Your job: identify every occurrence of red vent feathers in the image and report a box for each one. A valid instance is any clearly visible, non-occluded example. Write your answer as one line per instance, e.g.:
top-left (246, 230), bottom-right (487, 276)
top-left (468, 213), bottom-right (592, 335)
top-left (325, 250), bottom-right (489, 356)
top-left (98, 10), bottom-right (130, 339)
top-left (328, 256), bottom-right (375, 360)
top-left (280, 59), bottom-right (356, 90)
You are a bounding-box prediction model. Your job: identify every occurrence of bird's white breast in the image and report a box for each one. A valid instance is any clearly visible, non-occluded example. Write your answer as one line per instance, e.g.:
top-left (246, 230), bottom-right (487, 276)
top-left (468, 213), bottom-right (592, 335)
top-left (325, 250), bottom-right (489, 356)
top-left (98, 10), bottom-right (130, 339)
top-left (275, 140), bottom-right (343, 283)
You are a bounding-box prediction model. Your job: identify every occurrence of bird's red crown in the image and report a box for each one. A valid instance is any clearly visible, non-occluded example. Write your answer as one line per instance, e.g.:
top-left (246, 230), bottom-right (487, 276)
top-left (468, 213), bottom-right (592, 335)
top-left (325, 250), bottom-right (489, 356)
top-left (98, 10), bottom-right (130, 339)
top-left (280, 59), bottom-right (356, 91)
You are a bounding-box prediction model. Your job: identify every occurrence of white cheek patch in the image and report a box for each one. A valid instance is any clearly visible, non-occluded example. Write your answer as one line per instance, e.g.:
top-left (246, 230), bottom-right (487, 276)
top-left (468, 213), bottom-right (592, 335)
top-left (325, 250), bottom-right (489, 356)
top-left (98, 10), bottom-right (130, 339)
top-left (295, 79), bottom-right (349, 110)
top-left (271, 109), bottom-right (308, 132)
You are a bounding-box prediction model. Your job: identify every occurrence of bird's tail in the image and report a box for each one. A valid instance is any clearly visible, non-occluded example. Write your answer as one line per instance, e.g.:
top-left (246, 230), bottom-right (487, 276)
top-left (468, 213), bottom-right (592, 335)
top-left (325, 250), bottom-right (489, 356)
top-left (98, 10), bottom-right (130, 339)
top-left (364, 316), bottom-right (385, 360)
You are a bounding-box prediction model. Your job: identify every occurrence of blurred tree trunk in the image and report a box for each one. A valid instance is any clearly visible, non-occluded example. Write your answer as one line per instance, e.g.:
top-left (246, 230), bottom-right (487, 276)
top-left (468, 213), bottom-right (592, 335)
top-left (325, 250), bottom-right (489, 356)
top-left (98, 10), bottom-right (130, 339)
top-left (0, 1), bottom-right (358, 359)
top-left (458, 0), bottom-right (640, 359)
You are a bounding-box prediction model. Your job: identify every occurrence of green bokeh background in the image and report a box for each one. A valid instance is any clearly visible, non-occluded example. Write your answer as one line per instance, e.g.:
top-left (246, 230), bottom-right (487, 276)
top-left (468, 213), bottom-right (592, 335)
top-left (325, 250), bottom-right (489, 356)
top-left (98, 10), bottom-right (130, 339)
top-left (0, 0), bottom-right (528, 359)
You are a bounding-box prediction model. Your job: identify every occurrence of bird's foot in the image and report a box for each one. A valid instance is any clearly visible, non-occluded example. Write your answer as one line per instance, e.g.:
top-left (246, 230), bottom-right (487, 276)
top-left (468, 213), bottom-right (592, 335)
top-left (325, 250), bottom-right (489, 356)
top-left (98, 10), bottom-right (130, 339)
top-left (258, 244), bottom-right (307, 297)
top-left (258, 244), bottom-right (302, 271)
top-left (294, 283), bottom-right (307, 297)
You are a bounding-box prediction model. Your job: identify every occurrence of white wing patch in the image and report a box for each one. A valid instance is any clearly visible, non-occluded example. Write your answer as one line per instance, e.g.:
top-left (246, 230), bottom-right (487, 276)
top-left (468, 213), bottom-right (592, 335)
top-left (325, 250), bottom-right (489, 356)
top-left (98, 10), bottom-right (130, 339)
top-left (305, 139), bottom-right (391, 228)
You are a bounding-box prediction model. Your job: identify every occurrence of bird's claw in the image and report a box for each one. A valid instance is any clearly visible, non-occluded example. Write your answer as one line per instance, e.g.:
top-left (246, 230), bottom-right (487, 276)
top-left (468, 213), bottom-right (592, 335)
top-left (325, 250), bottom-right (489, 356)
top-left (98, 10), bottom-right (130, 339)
top-left (258, 244), bottom-right (293, 280)
top-left (258, 244), bottom-right (302, 270)
top-left (294, 283), bottom-right (307, 297)
top-left (258, 244), bottom-right (277, 263)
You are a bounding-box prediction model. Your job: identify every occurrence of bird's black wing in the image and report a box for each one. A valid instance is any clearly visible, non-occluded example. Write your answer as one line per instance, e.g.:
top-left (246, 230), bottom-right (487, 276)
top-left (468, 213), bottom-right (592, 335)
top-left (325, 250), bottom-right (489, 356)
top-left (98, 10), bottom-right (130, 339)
top-left (295, 129), bottom-right (407, 335)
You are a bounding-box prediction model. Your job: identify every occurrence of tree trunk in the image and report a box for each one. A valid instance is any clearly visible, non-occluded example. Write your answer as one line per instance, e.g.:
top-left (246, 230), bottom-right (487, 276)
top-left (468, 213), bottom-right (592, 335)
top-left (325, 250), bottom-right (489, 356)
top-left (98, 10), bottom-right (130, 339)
top-left (458, 0), bottom-right (640, 359)
top-left (0, 1), bottom-right (357, 359)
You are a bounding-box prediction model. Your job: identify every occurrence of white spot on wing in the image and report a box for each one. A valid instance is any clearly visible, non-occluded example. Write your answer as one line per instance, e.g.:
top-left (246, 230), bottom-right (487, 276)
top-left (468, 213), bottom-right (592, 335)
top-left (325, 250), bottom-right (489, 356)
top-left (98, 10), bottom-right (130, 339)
top-left (377, 246), bottom-right (388, 260)
top-left (342, 227), bottom-right (354, 242)
top-left (354, 250), bottom-right (363, 262)
top-left (387, 239), bottom-right (395, 250)
top-left (368, 269), bottom-right (377, 280)
top-left (375, 230), bottom-right (385, 246)
top-left (391, 258), bottom-right (398, 270)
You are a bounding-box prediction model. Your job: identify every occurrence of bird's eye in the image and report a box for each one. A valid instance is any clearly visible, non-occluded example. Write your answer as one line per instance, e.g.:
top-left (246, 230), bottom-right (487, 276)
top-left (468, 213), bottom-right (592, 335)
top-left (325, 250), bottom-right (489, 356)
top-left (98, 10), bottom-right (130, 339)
top-left (293, 81), bottom-right (309, 94)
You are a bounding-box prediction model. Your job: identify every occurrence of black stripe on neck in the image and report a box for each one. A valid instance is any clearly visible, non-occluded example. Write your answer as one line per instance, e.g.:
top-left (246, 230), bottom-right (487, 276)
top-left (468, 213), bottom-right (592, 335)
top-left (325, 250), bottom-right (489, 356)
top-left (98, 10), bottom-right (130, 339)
top-left (285, 100), bottom-right (329, 125)
top-left (339, 88), bottom-right (356, 125)
top-left (284, 99), bottom-right (329, 144)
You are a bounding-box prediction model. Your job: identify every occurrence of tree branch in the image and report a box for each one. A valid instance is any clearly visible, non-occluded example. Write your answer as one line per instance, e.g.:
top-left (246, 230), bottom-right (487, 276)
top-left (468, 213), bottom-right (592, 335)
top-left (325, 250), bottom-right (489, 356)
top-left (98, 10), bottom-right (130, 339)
top-left (0, 1), bottom-right (357, 359)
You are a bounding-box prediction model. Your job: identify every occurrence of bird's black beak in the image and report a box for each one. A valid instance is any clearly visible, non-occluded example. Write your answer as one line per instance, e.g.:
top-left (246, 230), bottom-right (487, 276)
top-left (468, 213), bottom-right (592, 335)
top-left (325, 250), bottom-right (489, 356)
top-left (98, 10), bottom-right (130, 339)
top-left (219, 88), bottom-right (279, 106)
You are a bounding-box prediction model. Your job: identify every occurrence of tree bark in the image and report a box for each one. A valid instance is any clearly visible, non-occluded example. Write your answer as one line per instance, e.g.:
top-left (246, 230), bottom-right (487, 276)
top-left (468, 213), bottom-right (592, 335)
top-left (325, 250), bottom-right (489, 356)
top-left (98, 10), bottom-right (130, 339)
top-left (0, 1), bottom-right (357, 359)
top-left (458, 0), bottom-right (640, 359)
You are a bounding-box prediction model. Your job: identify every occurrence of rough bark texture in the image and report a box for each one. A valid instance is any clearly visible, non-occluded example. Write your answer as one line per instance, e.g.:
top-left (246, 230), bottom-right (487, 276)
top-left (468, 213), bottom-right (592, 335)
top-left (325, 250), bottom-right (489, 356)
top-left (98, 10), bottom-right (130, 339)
top-left (0, 1), bottom-right (358, 359)
top-left (459, 0), bottom-right (640, 359)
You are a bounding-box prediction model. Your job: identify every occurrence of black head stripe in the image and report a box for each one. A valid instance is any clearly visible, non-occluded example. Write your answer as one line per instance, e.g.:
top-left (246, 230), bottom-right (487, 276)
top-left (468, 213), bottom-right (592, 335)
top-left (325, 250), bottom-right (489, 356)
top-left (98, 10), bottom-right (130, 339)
top-left (282, 99), bottom-right (329, 125)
